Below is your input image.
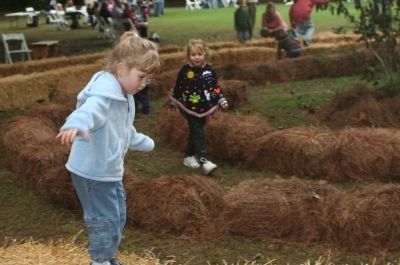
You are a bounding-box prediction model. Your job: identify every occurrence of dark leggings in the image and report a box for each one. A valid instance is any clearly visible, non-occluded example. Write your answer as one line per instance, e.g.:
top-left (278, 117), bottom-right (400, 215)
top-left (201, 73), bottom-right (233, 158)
top-left (185, 114), bottom-right (208, 161)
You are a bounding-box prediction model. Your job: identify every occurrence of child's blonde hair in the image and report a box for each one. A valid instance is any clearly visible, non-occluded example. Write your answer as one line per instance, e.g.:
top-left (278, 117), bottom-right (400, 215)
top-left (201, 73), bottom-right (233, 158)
top-left (105, 32), bottom-right (160, 75)
top-left (185, 39), bottom-right (210, 62)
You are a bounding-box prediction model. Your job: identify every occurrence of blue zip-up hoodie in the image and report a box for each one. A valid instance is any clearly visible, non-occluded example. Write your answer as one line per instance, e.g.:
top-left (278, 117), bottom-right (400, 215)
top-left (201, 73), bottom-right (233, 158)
top-left (60, 71), bottom-right (154, 182)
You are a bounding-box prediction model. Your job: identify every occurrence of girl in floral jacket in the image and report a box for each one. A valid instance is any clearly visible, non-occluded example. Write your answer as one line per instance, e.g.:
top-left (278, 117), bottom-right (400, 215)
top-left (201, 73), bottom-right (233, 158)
top-left (170, 39), bottom-right (228, 175)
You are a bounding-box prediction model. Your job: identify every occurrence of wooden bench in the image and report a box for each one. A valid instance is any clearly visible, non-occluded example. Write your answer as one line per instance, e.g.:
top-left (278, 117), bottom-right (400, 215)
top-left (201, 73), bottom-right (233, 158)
top-left (31, 40), bottom-right (59, 59)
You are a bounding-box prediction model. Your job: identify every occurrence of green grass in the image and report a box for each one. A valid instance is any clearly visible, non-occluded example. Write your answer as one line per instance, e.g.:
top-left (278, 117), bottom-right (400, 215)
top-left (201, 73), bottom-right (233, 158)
top-left (0, 5), bottom-right (353, 52)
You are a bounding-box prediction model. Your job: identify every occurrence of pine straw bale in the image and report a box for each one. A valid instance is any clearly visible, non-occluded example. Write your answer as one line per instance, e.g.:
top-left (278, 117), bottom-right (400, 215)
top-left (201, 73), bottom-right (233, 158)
top-left (0, 239), bottom-right (162, 265)
top-left (160, 51), bottom-right (185, 71)
top-left (159, 44), bottom-right (183, 54)
top-left (215, 51), bottom-right (371, 85)
top-left (125, 175), bottom-right (226, 236)
top-left (0, 62), bottom-right (101, 111)
top-left (222, 178), bottom-right (339, 244)
top-left (312, 32), bottom-right (360, 43)
top-left (206, 112), bottom-right (272, 161)
top-left (26, 100), bottom-right (76, 128)
top-left (245, 127), bottom-right (332, 177)
top-left (157, 110), bottom-right (272, 161)
top-left (323, 127), bottom-right (400, 181)
top-left (323, 185), bottom-right (400, 252)
top-left (151, 69), bottom-right (179, 100)
top-left (321, 94), bottom-right (397, 128)
top-left (36, 165), bottom-right (80, 210)
top-left (11, 140), bottom-right (68, 188)
top-left (318, 83), bottom-right (400, 128)
top-left (212, 47), bottom-right (276, 66)
top-left (302, 41), bottom-right (362, 56)
top-left (3, 116), bottom-right (57, 159)
top-left (0, 52), bottom-right (105, 78)
top-left (157, 108), bottom-right (188, 152)
top-left (219, 79), bottom-right (249, 109)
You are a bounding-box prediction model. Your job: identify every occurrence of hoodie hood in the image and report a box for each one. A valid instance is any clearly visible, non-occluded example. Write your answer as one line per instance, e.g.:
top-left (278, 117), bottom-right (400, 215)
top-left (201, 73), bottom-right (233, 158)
top-left (77, 71), bottom-right (127, 107)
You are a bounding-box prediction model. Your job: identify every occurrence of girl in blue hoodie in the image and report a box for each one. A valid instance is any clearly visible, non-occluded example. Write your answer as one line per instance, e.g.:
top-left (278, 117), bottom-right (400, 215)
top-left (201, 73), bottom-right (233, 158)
top-left (57, 32), bottom-right (160, 265)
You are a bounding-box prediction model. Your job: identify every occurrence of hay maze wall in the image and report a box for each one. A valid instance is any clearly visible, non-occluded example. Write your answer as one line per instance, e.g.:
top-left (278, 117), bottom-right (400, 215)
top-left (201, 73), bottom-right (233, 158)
top-left (3, 33), bottom-right (398, 253)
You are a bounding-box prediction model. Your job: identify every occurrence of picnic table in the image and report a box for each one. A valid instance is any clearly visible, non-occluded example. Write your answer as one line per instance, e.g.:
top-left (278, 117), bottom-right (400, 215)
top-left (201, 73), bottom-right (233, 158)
top-left (5, 11), bottom-right (41, 28)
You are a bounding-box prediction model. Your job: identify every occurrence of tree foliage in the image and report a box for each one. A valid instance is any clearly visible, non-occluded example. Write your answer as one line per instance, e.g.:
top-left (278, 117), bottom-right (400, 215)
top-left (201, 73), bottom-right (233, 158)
top-left (330, 0), bottom-right (400, 84)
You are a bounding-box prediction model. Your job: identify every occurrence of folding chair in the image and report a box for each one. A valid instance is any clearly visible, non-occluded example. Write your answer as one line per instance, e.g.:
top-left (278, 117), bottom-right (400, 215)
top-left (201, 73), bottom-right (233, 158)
top-left (2, 33), bottom-right (32, 64)
top-left (96, 16), bottom-right (117, 40)
top-left (47, 12), bottom-right (70, 30)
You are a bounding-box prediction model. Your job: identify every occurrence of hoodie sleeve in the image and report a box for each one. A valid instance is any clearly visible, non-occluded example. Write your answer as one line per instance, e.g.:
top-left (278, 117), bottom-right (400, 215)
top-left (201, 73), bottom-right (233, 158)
top-left (129, 125), bottom-right (155, 152)
top-left (60, 95), bottom-right (111, 134)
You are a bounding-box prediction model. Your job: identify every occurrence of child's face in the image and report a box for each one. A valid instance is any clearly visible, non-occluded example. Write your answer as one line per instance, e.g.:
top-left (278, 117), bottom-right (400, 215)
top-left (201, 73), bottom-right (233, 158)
top-left (188, 47), bottom-right (206, 67)
top-left (117, 65), bottom-right (149, 95)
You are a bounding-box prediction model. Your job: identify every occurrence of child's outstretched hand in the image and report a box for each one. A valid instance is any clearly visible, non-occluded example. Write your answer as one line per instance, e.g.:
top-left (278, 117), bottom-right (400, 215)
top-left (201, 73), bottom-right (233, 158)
top-left (220, 100), bottom-right (229, 110)
top-left (57, 129), bottom-right (89, 147)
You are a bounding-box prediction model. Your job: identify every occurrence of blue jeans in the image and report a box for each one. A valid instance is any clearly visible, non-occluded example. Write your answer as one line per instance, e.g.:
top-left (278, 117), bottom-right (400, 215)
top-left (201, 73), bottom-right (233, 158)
top-left (294, 20), bottom-right (314, 45)
top-left (71, 173), bottom-right (126, 263)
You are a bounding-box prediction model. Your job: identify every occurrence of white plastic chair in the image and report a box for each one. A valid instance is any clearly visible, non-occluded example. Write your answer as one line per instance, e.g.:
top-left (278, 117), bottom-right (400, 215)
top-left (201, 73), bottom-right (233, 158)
top-left (2, 33), bottom-right (32, 64)
top-left (47, 11), bottom-right (70, 30)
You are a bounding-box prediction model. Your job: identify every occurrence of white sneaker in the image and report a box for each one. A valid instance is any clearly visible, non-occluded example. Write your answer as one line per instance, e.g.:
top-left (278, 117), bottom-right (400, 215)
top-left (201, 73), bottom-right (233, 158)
top-left (201, 159), bottom-right (217, 175)
top-left (183, 156), bottom-right (200, 168)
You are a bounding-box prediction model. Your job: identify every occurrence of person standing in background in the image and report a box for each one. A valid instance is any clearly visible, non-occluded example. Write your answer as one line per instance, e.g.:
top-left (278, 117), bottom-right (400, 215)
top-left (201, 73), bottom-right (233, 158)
top-left (246, 0), bottom-right (257, 37)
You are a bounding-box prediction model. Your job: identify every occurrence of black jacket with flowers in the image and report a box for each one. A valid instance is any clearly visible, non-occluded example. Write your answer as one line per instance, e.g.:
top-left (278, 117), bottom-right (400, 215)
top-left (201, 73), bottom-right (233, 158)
top-left (170, 64), bottom-right (226, 118)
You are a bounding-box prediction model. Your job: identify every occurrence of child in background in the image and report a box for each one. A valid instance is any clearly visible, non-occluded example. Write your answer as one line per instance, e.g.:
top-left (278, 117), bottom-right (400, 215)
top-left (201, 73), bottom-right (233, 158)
top-left (170, 39), bottom-right (229, 175)
top-left (234, 0), bottom-right (252, 43)
top-left (57, 32), bottom-right (160, 265)
top-left (275, 29), bottom-right (303, 59)
top-left (260, 2), bottom-right (288, 38)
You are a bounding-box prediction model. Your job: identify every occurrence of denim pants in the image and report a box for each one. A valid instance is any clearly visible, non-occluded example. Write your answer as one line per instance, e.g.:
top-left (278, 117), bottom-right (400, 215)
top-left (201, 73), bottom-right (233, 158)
top-left (295, 20), bottom-right (314, 45)
top-left (71, 173), bottom-right (126, 263)
top-left (185, 114), bottom-right (208, 161)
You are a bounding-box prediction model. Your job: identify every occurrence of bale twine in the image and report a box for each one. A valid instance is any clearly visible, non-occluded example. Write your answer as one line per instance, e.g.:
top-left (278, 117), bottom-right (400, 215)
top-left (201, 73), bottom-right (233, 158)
top-left (245, 127), bottom-right (332, 177)
top-left (36, 165), bottom-right (80, 210)
top-left (222, 178), bottom-right (339, 244)
top-left (327, 185), bottom-right (400, 252)
top-left (206, 112), bottom-right (272, 161)
top-left (125, 175), bottom-right (226, 236)
top-left (219, 80), bottom-right (249, 109)
top-left (323, 127), bottom-right (400, 181)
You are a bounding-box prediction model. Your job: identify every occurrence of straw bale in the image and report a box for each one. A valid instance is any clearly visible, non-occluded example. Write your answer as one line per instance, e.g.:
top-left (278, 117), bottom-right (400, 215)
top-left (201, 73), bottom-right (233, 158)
top-left (378, 93), bottom-right (400, 125)
top-left (159, 44), bottom-right (183, 54)
top-left (11, 140), bottom-right (68, 188)
top-left (36, 165), bottom-right (80, 210)
top-left (0, 52), bottom-right (105, 78)
top-left (0, 62), bottom-right (101, 111)
top-left (3, 116), bottom-right (57, 158)
top-left (219, 79), bottom-right (249, 109)
top-left (323, 95), bottom-right (397, 128)
top-left (0, 239), bottom-right (161, 265)
top-left (125, 175), bottom-right (226, 236)
top-left (312, 32), bottom-right (360, 43)
top-left (328, 185), bottom-right (400, 252)
top-left (246, 127), bottom-right (332, 177)
top-left (151, 69), bottom-right (179, 100)
top-left (206, 112), bottom-right (272, 161)
top-left (215, 50), bottom-right (371, 85)
top-left (157, 108), bottom-right (188, 152)
top-left (323, 127), bottom-right (400, 181)
top-left (222, 178), bottom-right (339, 243)
top-left (160, 51), bottom-right (185, 72)
top-left (213, 47), bottom-right (276, 66)
top-left (26, 101), bottom-right (75, 128)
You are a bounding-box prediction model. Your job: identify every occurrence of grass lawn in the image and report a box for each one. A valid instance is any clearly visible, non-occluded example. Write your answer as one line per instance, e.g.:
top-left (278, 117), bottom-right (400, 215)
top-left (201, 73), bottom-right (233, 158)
top-left (1, 4), bottom-right (390, 265)
top-left (0, 5), bottom-right (352, 56)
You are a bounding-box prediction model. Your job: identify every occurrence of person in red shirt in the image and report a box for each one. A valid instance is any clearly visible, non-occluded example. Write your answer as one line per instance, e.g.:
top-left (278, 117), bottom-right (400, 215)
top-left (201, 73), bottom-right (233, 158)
top-left (289, 0), bottom-right (329, 46)
top-left (260, 2), bottom-right (288, 38)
